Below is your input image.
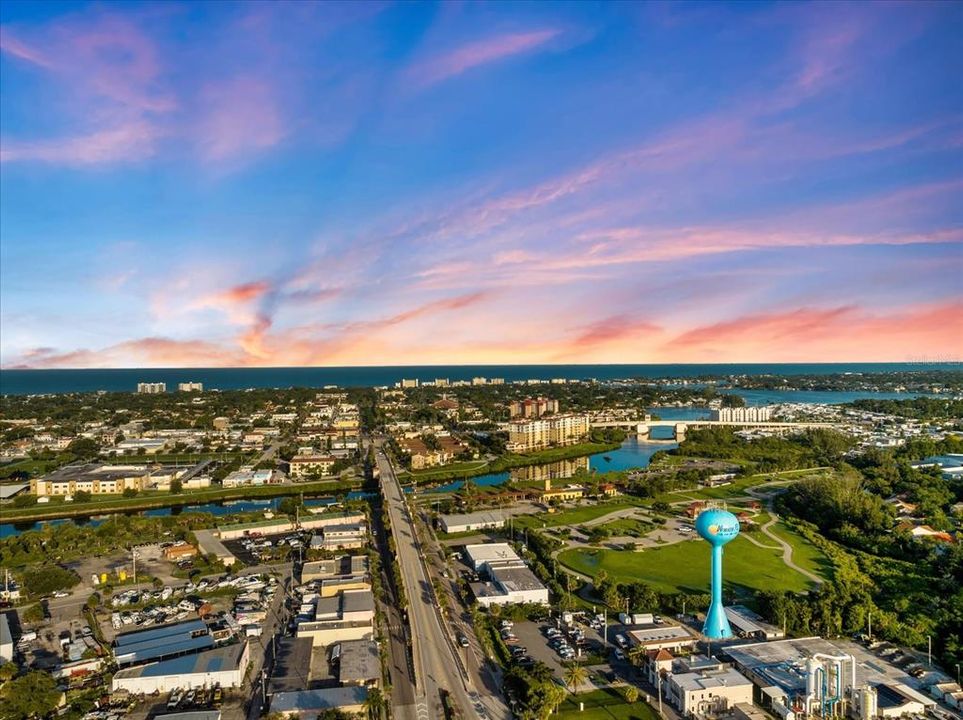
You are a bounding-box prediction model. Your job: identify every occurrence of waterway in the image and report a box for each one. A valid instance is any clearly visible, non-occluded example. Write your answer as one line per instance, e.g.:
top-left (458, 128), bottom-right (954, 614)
top-left (0, 490), bottom-right (374, 539)
top-left (0, 389), bottom-right (949, 538)
top-left (2, 363), bottom-right (955, 395)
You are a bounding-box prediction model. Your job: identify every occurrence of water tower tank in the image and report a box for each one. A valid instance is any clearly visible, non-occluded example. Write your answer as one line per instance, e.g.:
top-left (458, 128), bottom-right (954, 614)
top-left (695, 508), bottom-right (740, 638)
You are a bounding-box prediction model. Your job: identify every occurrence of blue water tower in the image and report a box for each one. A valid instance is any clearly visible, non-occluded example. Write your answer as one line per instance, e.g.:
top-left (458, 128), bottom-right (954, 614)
top-left (695, 508), bottom-right (741, 639)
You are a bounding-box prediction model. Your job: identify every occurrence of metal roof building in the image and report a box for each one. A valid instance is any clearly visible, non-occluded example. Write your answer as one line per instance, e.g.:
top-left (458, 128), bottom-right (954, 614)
top-left (113, 619), bottom-right (213, 667)
top-left (112, 642), bottom-right (248, 695)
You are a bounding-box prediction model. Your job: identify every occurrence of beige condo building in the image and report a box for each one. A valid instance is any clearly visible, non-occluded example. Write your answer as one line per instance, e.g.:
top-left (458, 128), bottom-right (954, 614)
top-left (507, 413), bottom-right (590, 452)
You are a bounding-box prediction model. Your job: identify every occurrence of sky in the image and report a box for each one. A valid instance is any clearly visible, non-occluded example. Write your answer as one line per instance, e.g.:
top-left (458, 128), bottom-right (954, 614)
top-left (1, 0), bottom-right (961, 368)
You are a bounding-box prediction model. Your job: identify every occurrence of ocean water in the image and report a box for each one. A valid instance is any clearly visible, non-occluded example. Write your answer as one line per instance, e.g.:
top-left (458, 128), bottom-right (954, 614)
top-left (1, 362), bottom-right (955, 396)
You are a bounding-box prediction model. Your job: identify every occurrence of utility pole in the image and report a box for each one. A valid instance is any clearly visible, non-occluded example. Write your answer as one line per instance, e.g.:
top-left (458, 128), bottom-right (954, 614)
top-left (657, 670), bottom-right (664, 719)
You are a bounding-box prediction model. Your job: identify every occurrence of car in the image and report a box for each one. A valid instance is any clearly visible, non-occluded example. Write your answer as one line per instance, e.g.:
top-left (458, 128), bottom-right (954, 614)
top-left (457, 633), bottom-right (470, 648)
top-left (615, 633), bottom-right (628, 648)
top-left (511, 646), bottom-right (527, 656)
top-left (500, 620), bottom-right (514, 629)
top-left (613, 649), bottom-right (626, 661)
top-left (52, 591), bottom-right (70, 598)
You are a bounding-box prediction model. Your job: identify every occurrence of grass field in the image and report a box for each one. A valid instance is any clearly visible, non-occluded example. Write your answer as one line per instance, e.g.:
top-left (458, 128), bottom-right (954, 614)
top-left (598, 517), bottom-right (653, 537)
top-left (768, 519), bottom-right (836, 580)
top-left (558, 531), bottom-right (828, 595)
top-left (555, 688), bottom-right (659, 720)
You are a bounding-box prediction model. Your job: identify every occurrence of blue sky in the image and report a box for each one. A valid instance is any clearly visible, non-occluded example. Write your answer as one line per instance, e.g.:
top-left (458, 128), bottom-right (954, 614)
top-left (1, 0), bottom-right (961, 367)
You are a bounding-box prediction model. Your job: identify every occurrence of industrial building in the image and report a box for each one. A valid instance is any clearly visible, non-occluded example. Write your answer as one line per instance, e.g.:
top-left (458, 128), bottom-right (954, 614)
top-left (471, 565), bottom-right (549, 607)
top-left (112, 642), bottom-right (249, 694)
top-left (193, 530), bottom-right (237, 567)
top-left (725, 637), bottom-right (935, 720)
top-left (627, 623), bottom-right (699, 653)
top-left (463, 543), bottom-right (523, 571)
top-left (664, 655), bottom-right (755, 717)
top-left (438, 510), bottom-right (506, 534)
top-left (725, 605), bottom-right (785, 640)
top-left (463, 543), bottom-right (549, 606)
top-left (113, 619), bottom-right (214, 667)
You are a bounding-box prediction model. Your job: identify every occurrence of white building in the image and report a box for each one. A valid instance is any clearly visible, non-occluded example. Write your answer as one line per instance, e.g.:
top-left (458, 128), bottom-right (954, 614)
top-left (463, 543), bottom-right (549, 606)
top-left (464, 543), bottom-right (523, 572)
top-left (178, 382), bottom-right (204, 392)
top-left (222, 468), bottom-right (278, 487)
top-left (471, 565), bottom-right (549, 607)
top-left (111, 642), bottom-right (249, 694)
top-left (137, 382), bottom-right (167, 394)
top-left (439, 510), bottom-right (506, 534)
top-left (710, 407), bottom-right (773, 422)
top-left (666, 662), bottom-right (754, 717)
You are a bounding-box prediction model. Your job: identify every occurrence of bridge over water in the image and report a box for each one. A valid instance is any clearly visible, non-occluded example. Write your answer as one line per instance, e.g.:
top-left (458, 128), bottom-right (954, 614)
top-left (590, 419), bottom-right (838, 440)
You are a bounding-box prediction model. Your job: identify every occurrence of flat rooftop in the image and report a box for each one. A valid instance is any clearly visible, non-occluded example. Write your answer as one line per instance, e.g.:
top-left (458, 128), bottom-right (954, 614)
top-left (439, 510), bottom-right (505, 527)
top-left (628, 624), bottom-right (697, 645)
top-left (337, 639), bottom-right (380, 684)
top-left (269, 687), bottom-right (368, 713)
top-left (673, 667), bottom-right (752, 692)
top-left (491, 565), bottom-right (546, 593)
top-left (464, 543), bottom-right (521, 567)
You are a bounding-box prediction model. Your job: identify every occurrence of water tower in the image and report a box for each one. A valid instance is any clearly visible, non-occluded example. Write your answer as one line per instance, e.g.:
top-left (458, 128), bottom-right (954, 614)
top-left (695, 507), bottom-right (740, 638)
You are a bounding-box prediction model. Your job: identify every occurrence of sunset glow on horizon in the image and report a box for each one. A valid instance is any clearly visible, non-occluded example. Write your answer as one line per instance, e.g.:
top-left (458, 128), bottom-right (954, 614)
top-left (2, 1), bottom-right (961, 368)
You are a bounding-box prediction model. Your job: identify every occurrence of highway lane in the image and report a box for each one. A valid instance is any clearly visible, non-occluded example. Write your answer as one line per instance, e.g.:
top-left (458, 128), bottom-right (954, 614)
top-left (376, 449), bottom-right (483, 720)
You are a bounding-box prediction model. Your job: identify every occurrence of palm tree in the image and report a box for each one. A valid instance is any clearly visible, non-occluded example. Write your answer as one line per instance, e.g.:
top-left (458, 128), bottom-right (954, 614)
top-left (563, 662), bottom-right (588, 696)
top-left (363, 687), bottom-right (385, 720)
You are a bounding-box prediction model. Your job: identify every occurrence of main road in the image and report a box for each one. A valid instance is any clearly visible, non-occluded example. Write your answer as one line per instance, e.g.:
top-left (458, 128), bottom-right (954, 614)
top-left (376, 447), bottom-right (494, 720)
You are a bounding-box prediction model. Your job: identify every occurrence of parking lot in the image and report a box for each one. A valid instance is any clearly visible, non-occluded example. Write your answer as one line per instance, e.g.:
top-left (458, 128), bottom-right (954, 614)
top-left (222, 530), bottom-right (309, 566)
top-left (501, 617), bottom-right (618, 692)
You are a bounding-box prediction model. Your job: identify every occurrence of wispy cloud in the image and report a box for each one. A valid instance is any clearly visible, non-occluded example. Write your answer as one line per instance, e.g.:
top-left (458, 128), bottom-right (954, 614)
top-left (405, 28), bottom-right (560, 89)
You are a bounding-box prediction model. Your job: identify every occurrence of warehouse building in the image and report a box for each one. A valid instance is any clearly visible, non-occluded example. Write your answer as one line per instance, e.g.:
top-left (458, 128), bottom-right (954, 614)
top-left (113, 619), bottom-right (213, 667)
top-left (112, 642), bottom-right (249, 694)
top-left (438, 510), bottom-right (506, 534)
top-left (471, 565), bottom-right (549, 607)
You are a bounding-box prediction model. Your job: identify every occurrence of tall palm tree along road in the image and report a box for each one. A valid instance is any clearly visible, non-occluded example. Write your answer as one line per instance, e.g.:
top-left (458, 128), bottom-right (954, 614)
top-left (375, 448), bottom-right (483, 720)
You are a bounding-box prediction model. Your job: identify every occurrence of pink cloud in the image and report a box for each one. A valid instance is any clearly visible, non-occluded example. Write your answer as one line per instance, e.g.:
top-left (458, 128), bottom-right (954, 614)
top-left (407, 28), bottom-right (560, 88)
top-left (0, 120), bottom-right (162, 166)
top-left (195, 76), bottom-right (285, 161)
top-left (658, 300), bottom-right (963, 362)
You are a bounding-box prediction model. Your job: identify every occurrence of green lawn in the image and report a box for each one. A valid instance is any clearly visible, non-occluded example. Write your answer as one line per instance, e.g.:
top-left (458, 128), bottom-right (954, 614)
top-left (558, 532), bottom-right (827, 595)
top-left (597, 517), bottom-right (653, 537)
top-left (556, 688), bottom-right (659, 720)
top-left (768, 519), bottom-right (836, 580)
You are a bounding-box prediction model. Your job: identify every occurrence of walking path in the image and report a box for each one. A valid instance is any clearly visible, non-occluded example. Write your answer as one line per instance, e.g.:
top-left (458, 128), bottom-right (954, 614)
top-left (757, 497), bottom-right (824, 585)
